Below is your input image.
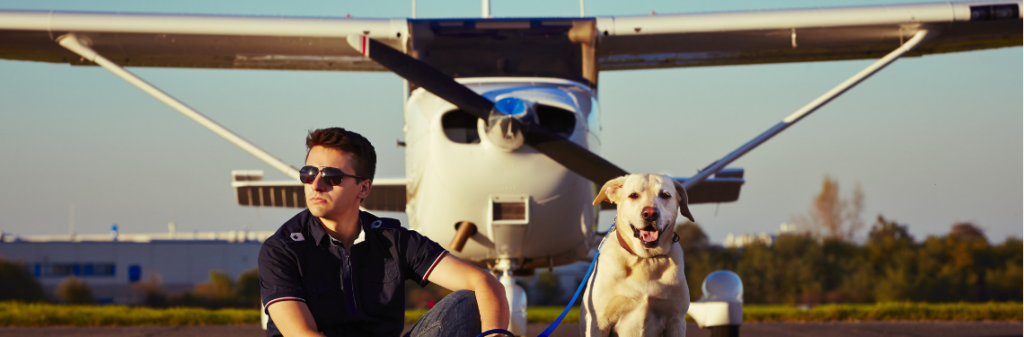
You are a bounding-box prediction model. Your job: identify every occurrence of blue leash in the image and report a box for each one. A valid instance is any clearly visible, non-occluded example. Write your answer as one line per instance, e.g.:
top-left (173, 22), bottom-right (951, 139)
top-left (478, 224), bottom-right (615, 337)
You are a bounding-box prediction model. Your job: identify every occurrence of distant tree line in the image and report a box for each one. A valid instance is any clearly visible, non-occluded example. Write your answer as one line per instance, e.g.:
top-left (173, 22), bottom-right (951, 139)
top-left (676, 176), bottom-right (1022, 305)
top-left (677, 219), bottom-right (1021, 304)
top-left (0, 261), bottom-right (260, 309)
top-left (133, 268), bottom-right (261, 309)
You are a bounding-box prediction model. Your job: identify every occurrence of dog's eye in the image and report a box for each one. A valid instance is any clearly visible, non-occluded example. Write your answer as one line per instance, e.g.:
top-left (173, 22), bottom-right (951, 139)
top-left (658, 191), bottom-right (671, 199)
top-left (628, 192), bottom-right (639, 199)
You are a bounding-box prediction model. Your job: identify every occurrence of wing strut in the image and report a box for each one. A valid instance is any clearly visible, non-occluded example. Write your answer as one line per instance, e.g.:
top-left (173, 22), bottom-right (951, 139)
top-left (56, 33), bottom-right (301, 181)
top-left (682, 30), bottom-right (930, 190)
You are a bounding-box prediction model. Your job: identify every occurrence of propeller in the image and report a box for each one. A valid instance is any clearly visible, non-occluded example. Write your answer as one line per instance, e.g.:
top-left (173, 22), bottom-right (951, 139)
top-left (347, 35), bottom-right (628, 184)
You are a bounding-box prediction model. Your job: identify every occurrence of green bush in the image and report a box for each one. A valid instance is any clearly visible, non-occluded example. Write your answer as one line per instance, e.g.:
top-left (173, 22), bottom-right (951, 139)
top-left (0, 259), bottom-right (43, 302)
top-left (132, 274), bottom-right (168, 308)
top-left (54, 276), bottom-right (95, 305)
top-left (165, 267), bottom-right (261, 309)
top-left (236, 267), bottom-right (260, 308)
top-left (531, 271), bottom-right (565, 306)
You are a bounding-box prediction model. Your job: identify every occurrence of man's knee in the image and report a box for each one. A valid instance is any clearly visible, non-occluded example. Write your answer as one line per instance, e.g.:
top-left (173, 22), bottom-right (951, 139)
top-left (447, 290), bottom-right (477, 304)
top-left (409, 290), bottom-right (481, 337)
top-left (441, 290), bottom-right (478, 309)
top-left (432, 290), bottom-right (479, 320)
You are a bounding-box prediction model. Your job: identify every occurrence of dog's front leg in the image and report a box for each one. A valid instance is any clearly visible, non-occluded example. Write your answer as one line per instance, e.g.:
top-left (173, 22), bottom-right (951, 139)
top-left (581, 295), bottom-right (602, 333)
top-left (580, 302), bottom-right (603, 337)
top-left (579, 279), bottom-right (605, 337)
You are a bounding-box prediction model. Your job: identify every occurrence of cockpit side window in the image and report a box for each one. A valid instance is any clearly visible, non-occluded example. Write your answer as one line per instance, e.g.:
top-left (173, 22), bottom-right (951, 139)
top-left (441, 110), bottom-right (481, 144)
top-left (536, 104), bottom-right (576, 138)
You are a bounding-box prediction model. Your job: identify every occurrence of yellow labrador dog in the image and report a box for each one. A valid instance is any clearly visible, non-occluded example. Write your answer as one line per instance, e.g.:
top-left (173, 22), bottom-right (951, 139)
top-left (581, 174), bottom-right (694, 337)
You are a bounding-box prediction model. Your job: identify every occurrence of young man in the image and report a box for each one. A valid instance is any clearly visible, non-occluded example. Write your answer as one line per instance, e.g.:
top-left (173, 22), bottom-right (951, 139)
top-left (259, 128), bottom-right (509, 337)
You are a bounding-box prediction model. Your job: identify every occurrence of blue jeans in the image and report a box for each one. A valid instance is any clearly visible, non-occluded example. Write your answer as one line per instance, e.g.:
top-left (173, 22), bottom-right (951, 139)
top-left (405, 290), bottom-right (482, 337)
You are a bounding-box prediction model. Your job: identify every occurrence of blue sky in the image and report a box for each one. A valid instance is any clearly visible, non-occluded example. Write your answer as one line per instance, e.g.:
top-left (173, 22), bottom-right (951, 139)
top-left (0, 0), bottom-right (1020, 243)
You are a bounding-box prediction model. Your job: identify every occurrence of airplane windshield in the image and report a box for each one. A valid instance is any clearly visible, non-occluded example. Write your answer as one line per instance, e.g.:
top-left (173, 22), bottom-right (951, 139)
top-left (408, 19), bottom-right (597, 88)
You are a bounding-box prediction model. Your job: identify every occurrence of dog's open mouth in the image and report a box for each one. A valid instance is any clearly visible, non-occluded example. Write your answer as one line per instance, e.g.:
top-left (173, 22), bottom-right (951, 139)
top-left (631, 224), bottom-right (660, 248)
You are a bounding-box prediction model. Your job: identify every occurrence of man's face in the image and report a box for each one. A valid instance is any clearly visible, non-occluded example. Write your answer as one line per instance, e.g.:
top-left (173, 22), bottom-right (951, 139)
top-left (304, 145), bottom-right (370, 219)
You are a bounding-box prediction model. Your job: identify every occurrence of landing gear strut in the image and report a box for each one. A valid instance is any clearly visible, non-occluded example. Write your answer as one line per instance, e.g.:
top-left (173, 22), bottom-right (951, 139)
top-left (495, 258), bottom-right (527, 335)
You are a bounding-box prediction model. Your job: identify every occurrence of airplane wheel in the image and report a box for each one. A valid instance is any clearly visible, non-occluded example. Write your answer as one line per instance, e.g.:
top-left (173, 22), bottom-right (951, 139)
top-left (708, 325), bottom-right (739, 337)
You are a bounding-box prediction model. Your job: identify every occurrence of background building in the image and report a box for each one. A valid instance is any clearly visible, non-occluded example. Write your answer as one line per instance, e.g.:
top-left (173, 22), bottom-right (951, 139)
top-left (0, 228), bottom-right (273, 304)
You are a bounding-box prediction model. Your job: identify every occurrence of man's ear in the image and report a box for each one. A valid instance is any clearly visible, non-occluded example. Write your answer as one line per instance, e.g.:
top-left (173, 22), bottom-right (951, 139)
top-left (673, 180), bottom-right (695, 222)
top-left (358, 180), bottom-right (373, 200)
top-left (593, 175), bottom-right (628, 205)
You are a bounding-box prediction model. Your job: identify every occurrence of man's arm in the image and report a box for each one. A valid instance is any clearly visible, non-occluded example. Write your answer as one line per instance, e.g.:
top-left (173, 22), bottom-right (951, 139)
top-left (267, 301), bottom-right (322, 337)
top-left (426, 255), bottom-right (510, 332)
top-left (258, 239), bottom-right (320, 337)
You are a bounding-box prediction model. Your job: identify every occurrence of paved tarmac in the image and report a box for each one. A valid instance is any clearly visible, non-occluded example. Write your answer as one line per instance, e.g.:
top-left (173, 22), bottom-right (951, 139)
top-left (0, 321), bottom-right (1019, 337)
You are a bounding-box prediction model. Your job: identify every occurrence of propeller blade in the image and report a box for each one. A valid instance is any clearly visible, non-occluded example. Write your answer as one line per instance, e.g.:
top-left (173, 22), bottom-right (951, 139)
top-left (347, 35), bottom-right (628, 184)
top-left (347, 35), bottom-right (494, 119)
top-left (522, 126), bottom-right (628, 185)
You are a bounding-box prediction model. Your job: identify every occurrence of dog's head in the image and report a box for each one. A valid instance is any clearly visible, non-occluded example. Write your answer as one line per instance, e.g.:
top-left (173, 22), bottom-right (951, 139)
top-left (592, 174), bottom-right (694, 257)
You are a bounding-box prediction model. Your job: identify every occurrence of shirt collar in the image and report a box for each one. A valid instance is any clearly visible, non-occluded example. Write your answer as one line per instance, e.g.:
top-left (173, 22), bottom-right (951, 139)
top-left (309, 213), bottom-right (368, 247)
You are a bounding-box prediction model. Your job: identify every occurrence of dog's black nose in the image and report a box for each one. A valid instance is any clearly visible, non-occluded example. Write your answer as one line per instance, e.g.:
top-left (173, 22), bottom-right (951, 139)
top-left (641, 207), bottom-right (659, 221)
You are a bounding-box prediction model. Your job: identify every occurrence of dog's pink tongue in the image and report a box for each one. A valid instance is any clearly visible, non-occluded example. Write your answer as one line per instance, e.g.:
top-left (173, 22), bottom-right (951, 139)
top-left (641, 230), bottom-right (659, 242)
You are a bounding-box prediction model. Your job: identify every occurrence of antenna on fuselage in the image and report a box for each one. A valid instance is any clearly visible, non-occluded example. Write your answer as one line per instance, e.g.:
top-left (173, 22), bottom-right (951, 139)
top-left (580, 0), bottom-right (585, 16)
top-left (412, 0), bottom-right (416, 18)
top-left (482, 0), bottom-right (491, 18)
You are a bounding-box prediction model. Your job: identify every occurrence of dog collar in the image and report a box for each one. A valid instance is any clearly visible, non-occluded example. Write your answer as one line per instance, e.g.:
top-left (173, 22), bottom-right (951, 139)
top-left (615, 230), bottom-right (637, 256)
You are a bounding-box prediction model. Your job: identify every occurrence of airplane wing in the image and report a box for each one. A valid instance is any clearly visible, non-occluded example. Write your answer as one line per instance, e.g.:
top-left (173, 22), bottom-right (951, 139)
top-left (231, 170), bottom-right (407, 211)
top-left (595, 1), bottom-right (1022, 71)
top-left (0, 11), bottom-right (404, 71)
top-left (674, 169), bottom-right (745, 205)
top-left (231, 170), bottom-right (306, 207)
top-left (1, 2), bottom-right (1019, 71)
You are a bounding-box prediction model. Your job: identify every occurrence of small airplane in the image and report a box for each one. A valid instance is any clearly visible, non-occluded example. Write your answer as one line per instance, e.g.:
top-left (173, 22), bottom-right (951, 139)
top-left (0, 0), bottom-right (1019, 333)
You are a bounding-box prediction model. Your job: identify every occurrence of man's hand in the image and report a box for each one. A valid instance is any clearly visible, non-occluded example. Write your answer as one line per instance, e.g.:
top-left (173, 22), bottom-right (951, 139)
top-left (267, 300), bottom-right (323, 337)
top-left (427, 255), bottom-right (511, 332)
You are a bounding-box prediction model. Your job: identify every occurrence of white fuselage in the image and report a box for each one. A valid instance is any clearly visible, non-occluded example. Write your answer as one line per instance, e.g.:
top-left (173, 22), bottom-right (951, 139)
top-left (403, 77), bottom-right (602, 268)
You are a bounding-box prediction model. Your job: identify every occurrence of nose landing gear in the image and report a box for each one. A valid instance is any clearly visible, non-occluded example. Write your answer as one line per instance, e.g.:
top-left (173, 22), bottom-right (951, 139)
top-left (495, 258), bottom-right (528, 336)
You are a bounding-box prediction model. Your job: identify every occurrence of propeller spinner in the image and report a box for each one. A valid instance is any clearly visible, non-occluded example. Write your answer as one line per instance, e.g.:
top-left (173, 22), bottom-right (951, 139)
top-left (486, 97), bottom-right (533, 151)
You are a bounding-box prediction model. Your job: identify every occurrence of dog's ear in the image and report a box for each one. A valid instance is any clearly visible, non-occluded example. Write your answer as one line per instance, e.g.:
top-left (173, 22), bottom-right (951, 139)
top-left (673, 179), bottom-right (695, 222)
top-left (593, 175), bottom-right (628, 205)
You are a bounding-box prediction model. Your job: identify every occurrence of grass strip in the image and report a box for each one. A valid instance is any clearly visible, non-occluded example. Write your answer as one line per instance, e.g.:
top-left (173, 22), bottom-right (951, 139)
top-left (406, 302), bottom-right (1022, 324)
top-left (405, 306), bottom-right (579, 324)
top-left (0, 302), bottom-right (258, 326)
top-left (743, 302), bottom-right (1023, 322)
top-left (2, 301), bottom-right (1018, 326)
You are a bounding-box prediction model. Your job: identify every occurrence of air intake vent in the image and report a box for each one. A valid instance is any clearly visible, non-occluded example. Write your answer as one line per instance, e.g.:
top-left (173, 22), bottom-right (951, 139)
top-left (490, 195), bottom-right (529, 224)
top-left (493, 202), bottom-right (526, 221)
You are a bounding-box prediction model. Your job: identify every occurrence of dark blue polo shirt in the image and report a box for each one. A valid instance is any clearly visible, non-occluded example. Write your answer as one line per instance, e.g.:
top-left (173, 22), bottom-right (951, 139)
top-left (259, 210), bottom-right (447, 337)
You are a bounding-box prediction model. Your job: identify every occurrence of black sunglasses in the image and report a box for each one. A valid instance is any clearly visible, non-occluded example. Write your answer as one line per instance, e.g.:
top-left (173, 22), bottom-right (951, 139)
top-left (299, 165), bottom-right (366, 186)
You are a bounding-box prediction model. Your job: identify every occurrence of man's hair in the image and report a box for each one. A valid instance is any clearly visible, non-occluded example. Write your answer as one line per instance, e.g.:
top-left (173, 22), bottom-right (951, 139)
top-left (306, 128), bottom-right (377, 181)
